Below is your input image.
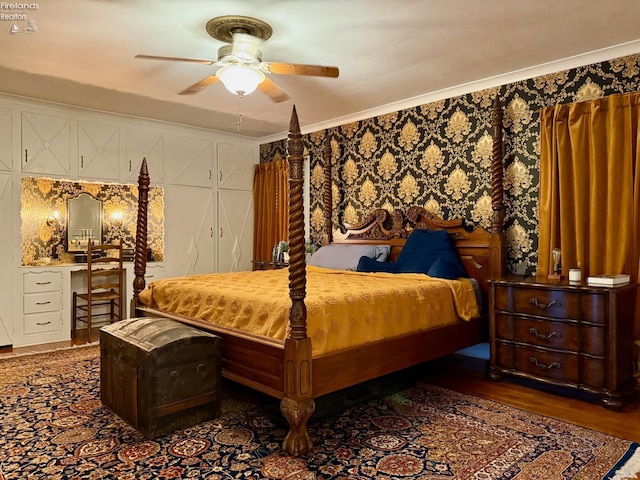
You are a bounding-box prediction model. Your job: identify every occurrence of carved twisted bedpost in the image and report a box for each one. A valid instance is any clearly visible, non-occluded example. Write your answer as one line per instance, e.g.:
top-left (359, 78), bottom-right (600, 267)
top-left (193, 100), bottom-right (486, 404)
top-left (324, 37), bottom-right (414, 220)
top-left (322, 135), bottom-right (333, 245)
top-left (132, 157), bottom-right (149, 314)
top-left (489, 97), bottom-right (506, 278)
top-left (280, 106), bottom-right (314, 456)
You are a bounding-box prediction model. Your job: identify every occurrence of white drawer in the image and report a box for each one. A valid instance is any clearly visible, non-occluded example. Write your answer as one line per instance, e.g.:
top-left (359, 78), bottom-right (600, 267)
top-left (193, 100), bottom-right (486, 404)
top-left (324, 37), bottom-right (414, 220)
top-left (23, 272), bottom-right (62, 293)
top-left (24, 292), bottom-right (62, 314)
top-left (24, 311), bottom-right (61, 335)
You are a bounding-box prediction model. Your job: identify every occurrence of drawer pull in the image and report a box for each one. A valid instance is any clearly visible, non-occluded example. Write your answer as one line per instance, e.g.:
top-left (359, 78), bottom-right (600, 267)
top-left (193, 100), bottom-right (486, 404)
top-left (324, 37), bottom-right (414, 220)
top-left (36, 321), bottom-right (52, 326)
top-left (36, 281), bottom-right (52, 285)
top-left (529, 298), bottom-right (560, 310)
top-left (36, 301), bottom-right (51, 305)
top-left (528, 328), bottom-right (561, 341)
top-left (529, 357), bottom-right (562, 370)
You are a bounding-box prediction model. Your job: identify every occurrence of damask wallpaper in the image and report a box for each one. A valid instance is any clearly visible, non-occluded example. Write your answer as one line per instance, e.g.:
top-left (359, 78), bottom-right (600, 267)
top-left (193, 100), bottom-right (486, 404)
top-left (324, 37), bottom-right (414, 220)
top-left (21, 177), bottom-right (164, 266)
top-left (260, 53), bottom-right (640, 275)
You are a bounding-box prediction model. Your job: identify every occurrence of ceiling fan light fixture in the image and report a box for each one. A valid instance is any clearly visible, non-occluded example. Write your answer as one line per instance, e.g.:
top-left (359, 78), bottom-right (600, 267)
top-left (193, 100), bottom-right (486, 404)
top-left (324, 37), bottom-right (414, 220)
top-left (216, 65), bottom-right (265, 96)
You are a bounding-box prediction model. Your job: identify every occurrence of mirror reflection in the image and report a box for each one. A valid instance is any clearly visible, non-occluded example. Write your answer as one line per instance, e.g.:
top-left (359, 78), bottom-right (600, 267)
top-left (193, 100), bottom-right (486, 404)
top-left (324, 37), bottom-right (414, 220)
top-left (67, 193), bottom-right (102, 252)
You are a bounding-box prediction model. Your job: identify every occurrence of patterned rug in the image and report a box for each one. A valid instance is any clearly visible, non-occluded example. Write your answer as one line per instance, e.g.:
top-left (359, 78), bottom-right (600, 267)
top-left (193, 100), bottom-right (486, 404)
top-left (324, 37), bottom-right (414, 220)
top-left (1, 346), bottom-right (639, 480)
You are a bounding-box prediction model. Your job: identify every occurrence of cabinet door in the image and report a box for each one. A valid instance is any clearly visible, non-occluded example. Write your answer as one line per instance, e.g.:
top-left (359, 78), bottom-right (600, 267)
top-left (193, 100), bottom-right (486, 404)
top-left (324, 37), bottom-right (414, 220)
top-left (125, 127), bottom-right (164, 183)
top-left (168, 135), bottom-right (213, 187)
top-left (21, 111), bottom-right (71, 175)
top-left (78, 120), bottom-right (121, 180)
top-left (217, 142), bottom-right (255, 191)
top-left (0, 107), bottom-right (12, 172)
top-left (166, 186), bottom-right (215, 277)
top-left (218, 189), bottom-right (253, 272)
top-left (0, 174), bottom-right (11, 346)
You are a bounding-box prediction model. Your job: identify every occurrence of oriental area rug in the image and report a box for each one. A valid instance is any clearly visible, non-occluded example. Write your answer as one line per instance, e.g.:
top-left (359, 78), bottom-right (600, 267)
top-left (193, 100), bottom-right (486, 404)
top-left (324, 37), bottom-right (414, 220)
top-left (1, 346), bottom-right (639, 480)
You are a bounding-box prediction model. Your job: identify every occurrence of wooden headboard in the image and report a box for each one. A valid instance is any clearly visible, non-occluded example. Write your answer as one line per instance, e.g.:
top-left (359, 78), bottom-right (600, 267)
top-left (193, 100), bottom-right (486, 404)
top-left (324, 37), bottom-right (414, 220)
top-left (331, 206), bottom-right (496, 309)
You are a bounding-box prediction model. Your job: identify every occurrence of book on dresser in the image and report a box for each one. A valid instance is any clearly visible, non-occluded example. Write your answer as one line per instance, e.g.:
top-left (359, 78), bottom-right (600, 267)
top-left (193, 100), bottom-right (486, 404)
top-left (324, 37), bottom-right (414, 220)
top-left (586, 274), bottom-right (631, 286)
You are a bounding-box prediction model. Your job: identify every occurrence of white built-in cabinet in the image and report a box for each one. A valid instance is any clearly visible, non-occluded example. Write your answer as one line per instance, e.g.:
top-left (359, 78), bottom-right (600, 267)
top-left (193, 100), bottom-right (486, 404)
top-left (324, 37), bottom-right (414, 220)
top-left (125, 127), bottom-right (164, 183)
top-left (165, 133), bottom-right (216, 278)
top-left (77, 120), bottom-right (121, 181)
top-left (21, 110), bottom-right (72, 176)
top-left (217, 142), bottom-right (255, 272)
top-left (2, 93), bottom-right (259, 348)
top-left (0, 174), bottom-right (12, 347)
top-left (0, 107), bottom-right (12, 347)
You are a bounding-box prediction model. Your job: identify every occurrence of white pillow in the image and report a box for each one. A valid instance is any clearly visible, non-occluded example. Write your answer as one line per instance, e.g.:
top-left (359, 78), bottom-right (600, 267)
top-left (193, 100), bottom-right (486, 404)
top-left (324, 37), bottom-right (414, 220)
top-left (307, 244), bottom-right (390, 271)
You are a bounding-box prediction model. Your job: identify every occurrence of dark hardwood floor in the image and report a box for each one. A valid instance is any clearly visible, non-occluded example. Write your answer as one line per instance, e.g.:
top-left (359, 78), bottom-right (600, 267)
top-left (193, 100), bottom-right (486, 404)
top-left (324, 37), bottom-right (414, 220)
top-left (2, 336), bottom-right (638, 444)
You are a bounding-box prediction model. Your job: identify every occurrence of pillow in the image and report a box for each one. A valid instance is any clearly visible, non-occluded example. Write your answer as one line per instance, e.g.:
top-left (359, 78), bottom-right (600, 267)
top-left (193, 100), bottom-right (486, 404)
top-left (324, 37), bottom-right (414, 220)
top-left (356, 255), bottom-right (398, 273)
top-left (426, 256), bottom-right (468, 280)
top-left (395, 229), bottom-right (467, 278)
top-left (307, 244), bottom-right (391, 271)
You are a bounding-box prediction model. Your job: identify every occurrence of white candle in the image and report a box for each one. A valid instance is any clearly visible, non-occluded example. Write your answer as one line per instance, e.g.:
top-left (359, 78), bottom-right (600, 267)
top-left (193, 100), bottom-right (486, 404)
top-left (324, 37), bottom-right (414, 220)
top-left (569, 268), bottom-right (581, 282)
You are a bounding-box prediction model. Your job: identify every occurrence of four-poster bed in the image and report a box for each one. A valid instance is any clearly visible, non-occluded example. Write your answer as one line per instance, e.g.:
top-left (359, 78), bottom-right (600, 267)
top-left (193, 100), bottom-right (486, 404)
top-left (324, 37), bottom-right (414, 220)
top-left (130, 99), bottom-right (507, 456)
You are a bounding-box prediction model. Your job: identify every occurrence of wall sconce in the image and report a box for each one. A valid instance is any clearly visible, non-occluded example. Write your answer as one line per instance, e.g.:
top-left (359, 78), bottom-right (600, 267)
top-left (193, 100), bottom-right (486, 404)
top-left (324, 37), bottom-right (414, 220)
top-left (111, 211), bottom-right (124, 227)
top-left (46, 210), bottom-right (60, 228)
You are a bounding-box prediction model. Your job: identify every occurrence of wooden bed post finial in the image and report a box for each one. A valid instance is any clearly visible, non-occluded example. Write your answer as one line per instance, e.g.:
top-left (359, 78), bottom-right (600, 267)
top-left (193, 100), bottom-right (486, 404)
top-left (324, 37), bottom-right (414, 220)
top-left (132, 157), bottom-right (150, 312)
top-left (281, 105), bottom-right (315, 456)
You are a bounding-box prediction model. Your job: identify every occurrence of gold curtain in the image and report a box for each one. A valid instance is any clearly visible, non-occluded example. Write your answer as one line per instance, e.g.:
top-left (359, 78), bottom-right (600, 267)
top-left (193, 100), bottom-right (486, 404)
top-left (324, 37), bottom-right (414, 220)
top-left (539, 92), bottom-right (640, 335)
top-left (252, 160), bottom-right (289, 266)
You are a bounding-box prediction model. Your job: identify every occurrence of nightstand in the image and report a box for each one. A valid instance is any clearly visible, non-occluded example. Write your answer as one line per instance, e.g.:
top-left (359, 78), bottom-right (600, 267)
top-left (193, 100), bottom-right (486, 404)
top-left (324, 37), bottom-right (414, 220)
top-left (253, 261), bottom-right (289, 270)
top-left (487, 275), bottom-right (637, 410)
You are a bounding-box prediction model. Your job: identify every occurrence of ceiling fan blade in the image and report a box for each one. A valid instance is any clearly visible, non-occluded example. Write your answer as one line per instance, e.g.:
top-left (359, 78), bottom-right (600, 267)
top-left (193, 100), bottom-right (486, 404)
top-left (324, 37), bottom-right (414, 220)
top-left (136, 54), bottom-right (215, 65)
top-left (258, 77), bottom-right (290, 103)
top-left (260, 62), bottom-right (339, 78)
top-left (179, 75), bottom-right (220, 95)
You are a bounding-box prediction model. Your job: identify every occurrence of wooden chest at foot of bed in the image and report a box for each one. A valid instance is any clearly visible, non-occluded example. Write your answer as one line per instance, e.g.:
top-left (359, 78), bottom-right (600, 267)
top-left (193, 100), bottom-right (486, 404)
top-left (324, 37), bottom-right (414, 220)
top-left (100, 317), bottom-right (222, 438)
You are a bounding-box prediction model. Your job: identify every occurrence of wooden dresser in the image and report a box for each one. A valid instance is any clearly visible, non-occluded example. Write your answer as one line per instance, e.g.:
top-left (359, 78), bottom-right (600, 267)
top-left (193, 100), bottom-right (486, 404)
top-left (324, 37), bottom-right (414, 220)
top-left (487, 275), bottom-right (636, 410)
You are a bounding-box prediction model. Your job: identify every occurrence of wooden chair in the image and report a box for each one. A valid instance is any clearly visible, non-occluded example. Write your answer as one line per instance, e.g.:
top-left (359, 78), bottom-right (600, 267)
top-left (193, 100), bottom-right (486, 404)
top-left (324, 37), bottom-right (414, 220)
top-left (72, 240), bottom-right (124, 341)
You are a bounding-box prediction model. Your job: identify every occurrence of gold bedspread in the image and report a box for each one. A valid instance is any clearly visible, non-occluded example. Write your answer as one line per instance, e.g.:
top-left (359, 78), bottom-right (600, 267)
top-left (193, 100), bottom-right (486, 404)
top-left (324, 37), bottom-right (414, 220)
top-left (138, 266), bottom-right (480, 357)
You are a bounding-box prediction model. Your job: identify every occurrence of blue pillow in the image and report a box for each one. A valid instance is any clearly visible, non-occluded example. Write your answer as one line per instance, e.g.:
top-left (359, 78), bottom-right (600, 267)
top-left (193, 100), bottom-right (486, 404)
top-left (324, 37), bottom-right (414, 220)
top-left (426, 256), bottom-right (468, 280)
top-left (395, 229), bottom-right (467, 277)
top-left (394, 229), bottom-right (447, 273)
top-left (356, 255), bottom-right (398, 273)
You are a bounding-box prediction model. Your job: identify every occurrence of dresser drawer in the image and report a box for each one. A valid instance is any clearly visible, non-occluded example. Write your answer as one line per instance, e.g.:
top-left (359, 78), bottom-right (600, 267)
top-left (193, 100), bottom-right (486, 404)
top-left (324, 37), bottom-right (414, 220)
top-left (495, 315), bottom-right (606, 356)
top-left (24, 292), bottom-right (62, 314)
top-left (496, 342), bottom-right (579, 384)
top-left (496, 314), bottom-right (578, 350)
top-left (24, 312), bottom-right (62, 335)
top-left (23, 272), bottom-right (62, 293)
top-left (495, 285), bottom-right (605, 322)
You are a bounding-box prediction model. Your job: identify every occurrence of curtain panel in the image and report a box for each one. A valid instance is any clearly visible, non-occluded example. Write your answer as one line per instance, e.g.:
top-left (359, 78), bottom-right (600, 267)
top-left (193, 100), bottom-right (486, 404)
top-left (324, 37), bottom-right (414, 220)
top-left (539, 92), bottom-right (640, 335)
top-left (252, 160), bottom-right (289, 266)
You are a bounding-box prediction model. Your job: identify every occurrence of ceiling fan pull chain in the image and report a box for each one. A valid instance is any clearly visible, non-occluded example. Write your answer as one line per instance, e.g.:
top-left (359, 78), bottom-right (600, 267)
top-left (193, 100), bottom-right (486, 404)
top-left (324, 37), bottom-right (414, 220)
top-left (236, 94), bottom-right (243, 132)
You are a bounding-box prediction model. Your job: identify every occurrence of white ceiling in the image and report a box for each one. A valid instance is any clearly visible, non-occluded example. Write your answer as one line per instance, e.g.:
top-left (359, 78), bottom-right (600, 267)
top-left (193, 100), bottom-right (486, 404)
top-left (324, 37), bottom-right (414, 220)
top-left (2, 0), bottom-right (640, 141)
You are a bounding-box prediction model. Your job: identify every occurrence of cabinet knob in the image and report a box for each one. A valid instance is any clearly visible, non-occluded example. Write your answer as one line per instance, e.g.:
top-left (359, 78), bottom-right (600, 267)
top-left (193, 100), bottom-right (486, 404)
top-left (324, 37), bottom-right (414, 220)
top-left (528, 298), bottom-right (560, 310)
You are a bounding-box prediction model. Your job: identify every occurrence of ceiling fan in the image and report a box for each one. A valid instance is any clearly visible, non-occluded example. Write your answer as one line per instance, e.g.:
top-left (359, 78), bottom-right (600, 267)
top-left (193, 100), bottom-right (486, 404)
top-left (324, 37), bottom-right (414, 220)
top-left (136, 15), bottom-right (339, 103)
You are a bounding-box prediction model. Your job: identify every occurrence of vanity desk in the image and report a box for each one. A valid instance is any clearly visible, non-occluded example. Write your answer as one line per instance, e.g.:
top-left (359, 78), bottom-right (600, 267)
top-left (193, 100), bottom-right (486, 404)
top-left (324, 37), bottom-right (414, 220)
top-left (15, 261), bottom-right (165, 347)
